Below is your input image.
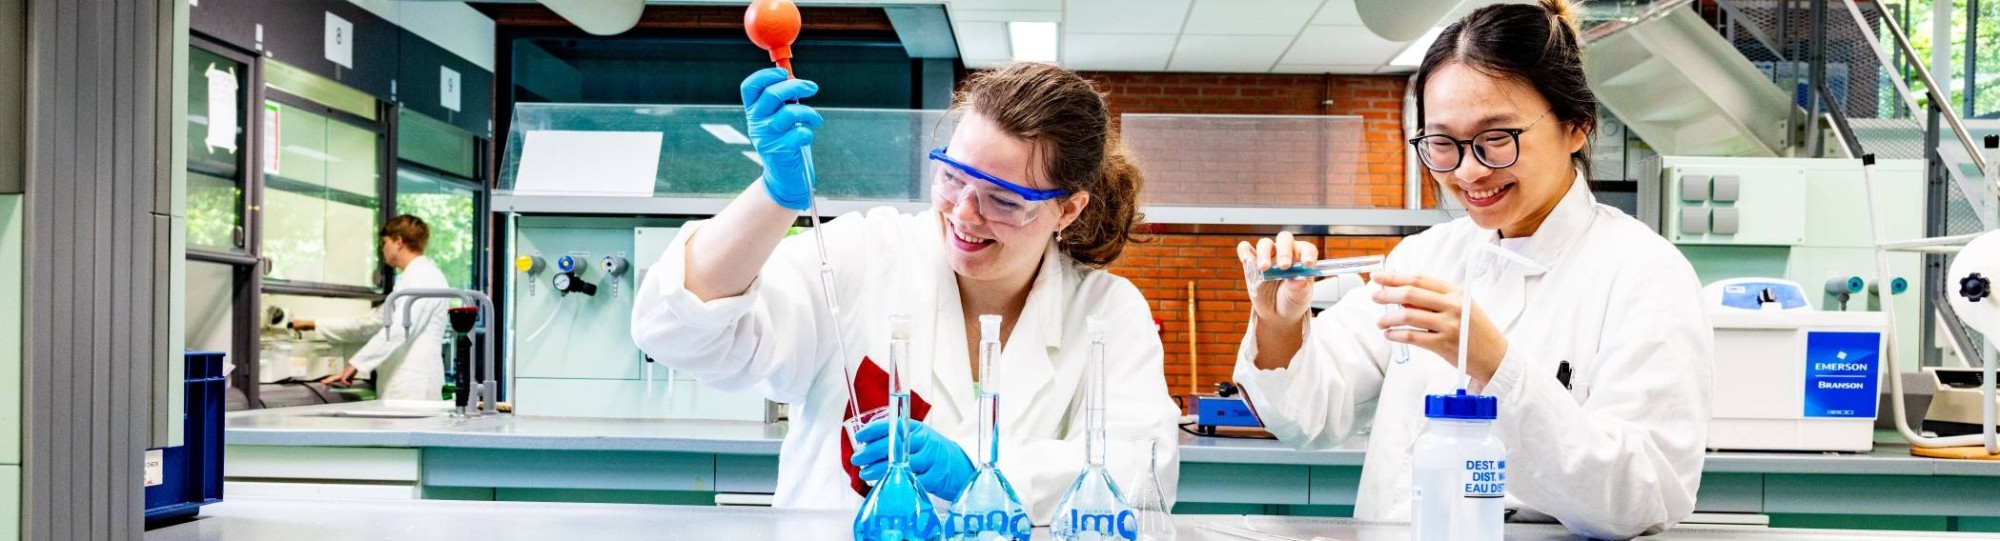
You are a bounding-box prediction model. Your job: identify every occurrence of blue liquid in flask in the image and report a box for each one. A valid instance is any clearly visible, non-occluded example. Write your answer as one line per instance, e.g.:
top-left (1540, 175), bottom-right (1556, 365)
top-left (854, 316), bottom-right (943, 541)
top-left (946, 315), bottom-right (1031, 541)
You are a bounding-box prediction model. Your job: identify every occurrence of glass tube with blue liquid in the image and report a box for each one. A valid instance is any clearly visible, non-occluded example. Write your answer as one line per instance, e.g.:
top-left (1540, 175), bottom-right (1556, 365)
top-left (944, 315), bottom-right (1031, 541)
top-left (853, 314), bottom-right (943, 541)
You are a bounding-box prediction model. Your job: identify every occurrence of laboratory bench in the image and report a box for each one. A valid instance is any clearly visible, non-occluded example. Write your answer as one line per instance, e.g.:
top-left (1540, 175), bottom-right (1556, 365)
top-left (143, 496), bottom-right (1999, 541)
top-left (224, 401), bottom-right (2000, 532)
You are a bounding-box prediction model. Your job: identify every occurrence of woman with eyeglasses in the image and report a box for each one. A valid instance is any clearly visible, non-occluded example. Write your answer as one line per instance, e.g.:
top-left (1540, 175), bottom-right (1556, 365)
top-left (630, 62), bottom-right (1180, 519)
top-left (1231, 1), bottom-right (1712, 538)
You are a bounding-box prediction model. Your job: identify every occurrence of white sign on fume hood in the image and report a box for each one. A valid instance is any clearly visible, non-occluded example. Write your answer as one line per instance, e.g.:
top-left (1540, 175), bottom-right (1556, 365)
top-left (144, 449), bottom-right (164, 487)
top-left (203, 63), bottom-right (238, 153)
top-left (515, 130), bottom-right (663, 197)
top-left (441, 66), bottom-right (461, 113)
top-left (324, 12), bottom-right (353, 68)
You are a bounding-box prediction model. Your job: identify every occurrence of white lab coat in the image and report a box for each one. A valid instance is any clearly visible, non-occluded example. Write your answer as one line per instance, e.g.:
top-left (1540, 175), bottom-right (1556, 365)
top-left (631, 208), bottom-right (1182, 521)
top-left (347, 256), bottom-right (450, 402)
top-left (1235, 178), bottom-right (1713, 539)
top-left (315, 311), bottom-right (383, 345)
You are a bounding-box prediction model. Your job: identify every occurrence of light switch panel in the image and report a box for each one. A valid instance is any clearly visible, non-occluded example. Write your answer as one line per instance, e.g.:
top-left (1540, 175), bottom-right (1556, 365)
top-left (1712, 207), bottom-right (1741, 235)
top-left (1711, 174), bottom-right (1741, 202)
top-left (1680, 207), bottom-right (1709, 235)
top-left (1681, 174), bottom-right (1711, 202)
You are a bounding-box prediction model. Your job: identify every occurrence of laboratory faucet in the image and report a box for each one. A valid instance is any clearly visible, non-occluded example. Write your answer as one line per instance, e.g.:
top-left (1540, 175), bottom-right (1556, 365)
top-left (383, 288), bottom-right (499, 417)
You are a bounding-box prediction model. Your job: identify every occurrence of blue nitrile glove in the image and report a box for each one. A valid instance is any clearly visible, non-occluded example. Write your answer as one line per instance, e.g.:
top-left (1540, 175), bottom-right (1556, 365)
top-left (850, 416), bottom-right (977, 499)
top-left (738, 67), bottom-right (824, 211)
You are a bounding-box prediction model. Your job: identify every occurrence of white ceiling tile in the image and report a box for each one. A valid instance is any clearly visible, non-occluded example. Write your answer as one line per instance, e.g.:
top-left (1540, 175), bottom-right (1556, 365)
top-left (1376, 65), bottom-right (1419, 74)
top-left (950, 9), bottom-right (1061, 23)
top-left (1168, 35), bottom-right (1294, 72)
top-left (1182, 0), bottom-right (1322, 35)
top-left (953, 20), bottom-right (1013, 61)
top-left (1312, 0), bottom-right (1362, 26)
top-left (1062, 33), bottom-right (1177, 71)
top-left (1270, 63), bottom-right (1382, 74)
top-left (1064, 0), bottom-right (1193, 34)
top-left (1280, 24), bottom-right (1408, 65)
top-left (948, 0), bottom-right (1063, 10)
top-left (963, 57), bottom-right (1014, 69)
top-left (1446, 0), bottom-right (1521, 20)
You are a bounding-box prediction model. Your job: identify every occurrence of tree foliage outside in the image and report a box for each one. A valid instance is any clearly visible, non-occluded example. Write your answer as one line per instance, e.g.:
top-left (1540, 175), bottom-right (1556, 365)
top-left (396, 176), bottom-right (477, 290)
top-left (1895, 0), bottom-right (2000, 117)
top-left (188, 174), bottom-right (240, 250)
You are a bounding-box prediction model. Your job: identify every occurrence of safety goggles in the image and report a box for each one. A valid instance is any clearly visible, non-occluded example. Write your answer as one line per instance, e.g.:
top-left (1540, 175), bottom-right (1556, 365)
top-left (928, 146), bottom-right (1070, 227)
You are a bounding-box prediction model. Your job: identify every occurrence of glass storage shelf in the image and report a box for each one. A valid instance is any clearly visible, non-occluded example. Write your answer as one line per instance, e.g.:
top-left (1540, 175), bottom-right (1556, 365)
top-left (495, 103), bottom-right (1449, 228)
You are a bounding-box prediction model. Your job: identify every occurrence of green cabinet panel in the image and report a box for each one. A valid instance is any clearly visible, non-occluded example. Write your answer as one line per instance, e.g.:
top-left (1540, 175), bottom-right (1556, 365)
top-left (1177, 463), bottom-right (1309, 505)
top-left (1764, 474), bottom-right (2000, 517)
top-left (1693, 473), bottom-right (1762, 513)
top-left (0, 196), bottom-right (18, 465)
top-left (1306, 466), bottom-right (1363, 506)
top-left (225, 445), bottom-right (420, 482)
top-left (422, 448), bottom-right (717, 492)
top-left (0, 466), bottom-right (14, 541)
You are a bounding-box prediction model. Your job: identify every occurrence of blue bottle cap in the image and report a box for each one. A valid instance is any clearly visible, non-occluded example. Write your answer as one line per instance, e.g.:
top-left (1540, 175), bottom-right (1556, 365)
top-left (1424, 389), bottom-right (1497, 420)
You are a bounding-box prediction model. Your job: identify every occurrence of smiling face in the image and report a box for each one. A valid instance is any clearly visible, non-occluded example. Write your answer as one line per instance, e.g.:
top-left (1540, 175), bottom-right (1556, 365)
top-left (932, 112), bottom-right (1089, 285)
top-left (1421, 63), bottom-right (1587, 237)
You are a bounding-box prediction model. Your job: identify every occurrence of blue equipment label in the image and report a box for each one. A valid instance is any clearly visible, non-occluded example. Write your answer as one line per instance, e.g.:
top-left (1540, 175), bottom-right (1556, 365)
top-left (1462, 459), bottom-right (1505, 499)
top-left (1061, 508), bottom-right (1137, 540)
top-left (945, 510), bottom-right (1030, 540)
top-left (1802, 331), bottom-right (1881, 418)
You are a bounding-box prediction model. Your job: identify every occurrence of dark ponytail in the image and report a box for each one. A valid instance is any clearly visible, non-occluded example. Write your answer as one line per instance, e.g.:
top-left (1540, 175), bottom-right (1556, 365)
top-left (954, 62), bottom-right (1147, 267)
top-left (1414, 0), bottom-right (1597, 177)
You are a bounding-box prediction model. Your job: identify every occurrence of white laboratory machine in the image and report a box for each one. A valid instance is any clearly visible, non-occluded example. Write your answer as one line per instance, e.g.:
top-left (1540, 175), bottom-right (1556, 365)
top-left (1705, 278), bottom-right (1887, 452)
top-left (506, 219), bottom-right (777, 421)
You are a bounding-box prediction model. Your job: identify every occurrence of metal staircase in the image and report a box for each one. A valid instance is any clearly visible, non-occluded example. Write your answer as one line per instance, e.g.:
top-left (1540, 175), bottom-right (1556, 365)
top-left (1581, 0), bottom-right (2000, 369)
top-left (1580, 0), bottom-right (1806, 157)
top-left (1577, 0), bottom-right (1977, 165)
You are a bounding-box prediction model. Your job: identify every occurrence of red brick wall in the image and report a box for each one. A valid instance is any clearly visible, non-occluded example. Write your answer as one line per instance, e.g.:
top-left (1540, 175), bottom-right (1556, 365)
top-left (1088, 75), bottom-right (1416, 210)
top-left (1109, 235), bottom-right (1406, 398)
top-left (1083, 72), bottom-right (1424, 404)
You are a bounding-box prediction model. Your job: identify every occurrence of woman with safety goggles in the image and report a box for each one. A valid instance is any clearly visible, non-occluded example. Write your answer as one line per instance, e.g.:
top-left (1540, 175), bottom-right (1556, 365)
top-left (631, 62), bottom-right (1181, 521)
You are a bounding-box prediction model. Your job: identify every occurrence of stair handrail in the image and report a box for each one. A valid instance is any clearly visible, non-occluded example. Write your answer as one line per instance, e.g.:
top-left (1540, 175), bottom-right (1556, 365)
top-left (1847, 0), bottom-right (1990, 176)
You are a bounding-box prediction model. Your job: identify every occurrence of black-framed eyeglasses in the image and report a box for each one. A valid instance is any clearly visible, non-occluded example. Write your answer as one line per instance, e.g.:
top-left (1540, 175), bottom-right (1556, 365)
top-left (1407, 110), bottom-right (1550, 172)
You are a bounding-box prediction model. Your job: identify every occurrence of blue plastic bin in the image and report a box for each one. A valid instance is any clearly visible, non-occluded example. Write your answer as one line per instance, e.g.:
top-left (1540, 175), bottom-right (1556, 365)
top-left (144, 351), bottom-right (226, 526)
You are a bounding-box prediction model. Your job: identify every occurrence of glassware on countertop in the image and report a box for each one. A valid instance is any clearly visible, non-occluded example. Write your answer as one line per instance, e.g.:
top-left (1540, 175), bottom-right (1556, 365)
top-left (1126, 437), bottom-right (1176, 541)
top-left (945, 315), bottom-right (1031, 541)
top-left (853, 314), bottom-right (943, 541)
top-left (1050, 317), bottom-right (1137, 541)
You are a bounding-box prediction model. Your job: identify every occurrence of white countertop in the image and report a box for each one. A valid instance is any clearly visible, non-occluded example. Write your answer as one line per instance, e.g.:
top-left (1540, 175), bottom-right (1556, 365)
top-left (145, 497), bottom-right (1998, 541)
top-left (226, 401), bottom-right (2000, 476)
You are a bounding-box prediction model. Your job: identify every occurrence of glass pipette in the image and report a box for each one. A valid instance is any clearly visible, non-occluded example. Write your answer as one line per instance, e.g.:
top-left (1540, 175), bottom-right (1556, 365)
top-left (799, 149), bottom-right (863, 422)
top-left (744, 0), bottom-right (861, 422)
top-left (1259, 255), bottom-right (1384, 282)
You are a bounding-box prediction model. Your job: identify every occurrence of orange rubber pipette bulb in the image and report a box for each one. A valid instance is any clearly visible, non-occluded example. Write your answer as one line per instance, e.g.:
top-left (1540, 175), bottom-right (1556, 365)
top-left (744, 0), bottom-right (801, 76)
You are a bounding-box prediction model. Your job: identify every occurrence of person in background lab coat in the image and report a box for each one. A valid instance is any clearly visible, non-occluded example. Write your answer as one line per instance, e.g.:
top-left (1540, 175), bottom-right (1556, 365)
top-left (292, 215), bottom-right (450, 402)
top-left (630, 63), bottom-right (1181, 518)
top-left (1234, 1), bottom-right (1713, 538)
